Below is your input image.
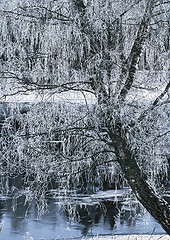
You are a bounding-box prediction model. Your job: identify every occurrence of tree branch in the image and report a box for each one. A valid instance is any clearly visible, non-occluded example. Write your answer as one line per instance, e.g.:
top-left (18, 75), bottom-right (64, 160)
top-left (118, 0), bottom-right (155, 103)
top-left (138, 81), bottom-right (170, 122)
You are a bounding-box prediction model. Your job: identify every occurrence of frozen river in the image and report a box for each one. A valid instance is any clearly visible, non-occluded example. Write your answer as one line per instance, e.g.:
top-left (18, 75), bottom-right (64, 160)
top-left (0, 188), bottom-right (168, 240)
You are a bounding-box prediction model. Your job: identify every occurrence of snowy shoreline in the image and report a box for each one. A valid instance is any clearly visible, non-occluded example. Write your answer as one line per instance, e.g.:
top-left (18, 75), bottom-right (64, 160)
top-left (86, 235), bottom-right (170, 240)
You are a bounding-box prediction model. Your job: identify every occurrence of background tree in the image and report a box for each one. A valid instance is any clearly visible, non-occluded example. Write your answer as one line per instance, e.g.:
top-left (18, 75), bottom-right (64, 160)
top-left (0, 0), bottom-right (170, 234)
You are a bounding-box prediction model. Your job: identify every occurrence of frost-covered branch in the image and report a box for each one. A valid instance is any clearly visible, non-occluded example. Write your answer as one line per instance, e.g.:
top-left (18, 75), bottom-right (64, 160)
top-left (138, 81), bottom-right (170, 122)
top-left (0, 5), bottom-right (71, 23)
top-left (118, 0), bottom-right (155, 103)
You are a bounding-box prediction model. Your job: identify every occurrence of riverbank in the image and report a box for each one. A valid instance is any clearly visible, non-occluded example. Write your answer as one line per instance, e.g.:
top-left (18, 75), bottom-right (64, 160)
top-left (86, 235), bottom-right (170, 240)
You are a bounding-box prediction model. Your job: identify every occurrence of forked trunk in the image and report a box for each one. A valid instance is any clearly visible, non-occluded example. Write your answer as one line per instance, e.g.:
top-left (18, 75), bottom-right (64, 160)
top-left (109, 121), bottom-right (170, 235)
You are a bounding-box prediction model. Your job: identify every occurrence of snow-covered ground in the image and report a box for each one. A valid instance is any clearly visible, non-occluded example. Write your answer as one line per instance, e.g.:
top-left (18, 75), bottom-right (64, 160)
top-left (86, 235), bottom-right (170, 240)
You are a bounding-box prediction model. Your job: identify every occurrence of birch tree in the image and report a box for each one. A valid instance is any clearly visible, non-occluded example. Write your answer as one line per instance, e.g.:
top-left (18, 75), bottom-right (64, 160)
top-left (0, 0), bottom-right (170, 234)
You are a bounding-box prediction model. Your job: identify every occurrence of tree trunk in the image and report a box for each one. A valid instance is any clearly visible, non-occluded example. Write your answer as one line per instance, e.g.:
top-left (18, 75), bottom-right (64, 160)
top-left (108, 119), bottom-right (170, 235)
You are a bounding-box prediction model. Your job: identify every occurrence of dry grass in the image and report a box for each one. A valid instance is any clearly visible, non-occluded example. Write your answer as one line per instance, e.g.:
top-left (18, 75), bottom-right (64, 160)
top-left (85, 235), bottom-right (170, 240)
